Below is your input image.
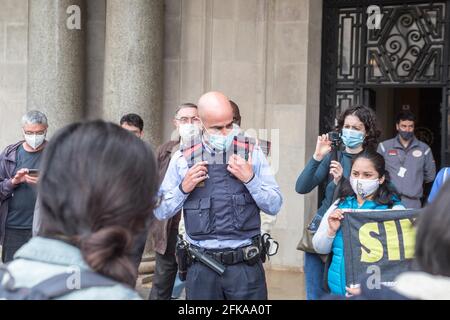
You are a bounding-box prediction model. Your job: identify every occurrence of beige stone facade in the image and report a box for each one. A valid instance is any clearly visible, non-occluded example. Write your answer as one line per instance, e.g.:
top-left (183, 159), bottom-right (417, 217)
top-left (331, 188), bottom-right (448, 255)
top-left (0, 0), bottom-right (323, 270)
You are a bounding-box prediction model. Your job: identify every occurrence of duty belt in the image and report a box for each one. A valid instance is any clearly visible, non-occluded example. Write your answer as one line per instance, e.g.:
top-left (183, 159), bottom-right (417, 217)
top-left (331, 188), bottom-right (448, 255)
top-left (210, 249), bottom-right (247, 265)
top-left (192, 243), bottom-right (261, 266)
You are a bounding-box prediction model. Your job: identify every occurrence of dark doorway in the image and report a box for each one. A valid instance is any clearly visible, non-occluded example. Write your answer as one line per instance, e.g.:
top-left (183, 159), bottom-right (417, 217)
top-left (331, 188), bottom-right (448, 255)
top-left (372, 87), bottom-right (442, 201)
top-left (320, 0), bottom-right (450, 167)
top-left (374, 87), bottom-right (442, 169)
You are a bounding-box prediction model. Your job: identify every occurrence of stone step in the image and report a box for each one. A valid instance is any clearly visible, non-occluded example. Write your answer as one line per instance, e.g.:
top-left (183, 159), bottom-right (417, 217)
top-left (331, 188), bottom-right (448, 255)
top-left (138, 261), bottom-right (156, 274)
top-left (142, 274), bottom-right (154, 285)
top-left (141, 252), bottom-right (156, 262)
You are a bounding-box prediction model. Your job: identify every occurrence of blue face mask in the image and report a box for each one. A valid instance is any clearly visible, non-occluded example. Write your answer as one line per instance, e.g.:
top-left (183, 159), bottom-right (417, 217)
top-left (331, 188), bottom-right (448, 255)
top-left (205, 126), bottom-right (238, 151)
top-left (341, 128), bottom-right (365, 149)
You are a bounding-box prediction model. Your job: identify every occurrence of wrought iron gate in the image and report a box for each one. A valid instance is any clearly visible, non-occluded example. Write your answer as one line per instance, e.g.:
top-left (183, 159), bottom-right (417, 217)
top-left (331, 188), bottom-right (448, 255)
top-left (320, 0), bottom-right (450, 165)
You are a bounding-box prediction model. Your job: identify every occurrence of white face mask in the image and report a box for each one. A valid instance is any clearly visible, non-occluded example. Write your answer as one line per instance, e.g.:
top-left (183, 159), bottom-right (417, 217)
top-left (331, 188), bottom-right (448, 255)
top-left (350, 176), bottom-right (380, 199)
top-left (24, 132), bottom-right (46, 150)
top-left (179, 123), bottom-right (200, 143)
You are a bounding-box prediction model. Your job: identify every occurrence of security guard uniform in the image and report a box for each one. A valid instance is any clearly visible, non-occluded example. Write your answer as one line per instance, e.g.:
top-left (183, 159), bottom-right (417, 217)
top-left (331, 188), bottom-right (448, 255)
top-left (377, 135), bottom-right (436, 208)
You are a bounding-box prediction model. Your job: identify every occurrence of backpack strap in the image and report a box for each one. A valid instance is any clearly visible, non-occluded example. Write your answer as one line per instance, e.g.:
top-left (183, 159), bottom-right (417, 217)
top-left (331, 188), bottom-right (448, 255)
top-left (0, 266), bottom-right (120, 300)
top-left (182, 143), bottom-right (203, 166)
top-left (232, 135), bottom-right (255, 161)
top-left (29, 270), bottom-right (120, 299)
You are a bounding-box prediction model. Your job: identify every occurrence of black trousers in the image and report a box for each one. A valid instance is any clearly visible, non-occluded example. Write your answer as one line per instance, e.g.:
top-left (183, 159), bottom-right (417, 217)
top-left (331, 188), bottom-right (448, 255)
top-left (131, 230), bottom-right (149, 270)
top-left (2, 228), bottom-right (32, 263)
top-left (186, 259), bottom-right (268, 300)
top-left (148, 228), bottom-right (179, 300)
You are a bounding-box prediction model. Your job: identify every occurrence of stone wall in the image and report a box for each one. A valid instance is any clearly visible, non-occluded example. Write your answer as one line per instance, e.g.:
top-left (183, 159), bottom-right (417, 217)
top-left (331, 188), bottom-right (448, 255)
top-left (0, 0), bottom-right (28, 150)
top-left (162, 0), bottom-right (323, 269)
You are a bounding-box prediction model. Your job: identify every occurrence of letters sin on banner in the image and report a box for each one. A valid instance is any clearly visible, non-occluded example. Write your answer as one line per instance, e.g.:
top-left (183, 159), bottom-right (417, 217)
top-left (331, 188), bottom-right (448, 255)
top-left (341, 209), bottom-right (419, 288)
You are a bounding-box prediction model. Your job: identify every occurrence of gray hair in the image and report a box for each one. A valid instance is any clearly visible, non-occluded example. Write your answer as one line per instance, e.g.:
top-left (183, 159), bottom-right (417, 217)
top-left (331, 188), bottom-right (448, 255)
top-left (22, 110), bottom-right (48, 127)
top-left (174, 103), bottom-right (197, 118)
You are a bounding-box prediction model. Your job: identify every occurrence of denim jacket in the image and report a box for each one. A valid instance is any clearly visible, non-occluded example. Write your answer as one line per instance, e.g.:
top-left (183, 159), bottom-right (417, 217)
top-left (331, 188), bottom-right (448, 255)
top-left (3, 237), bottom-right (142, 300)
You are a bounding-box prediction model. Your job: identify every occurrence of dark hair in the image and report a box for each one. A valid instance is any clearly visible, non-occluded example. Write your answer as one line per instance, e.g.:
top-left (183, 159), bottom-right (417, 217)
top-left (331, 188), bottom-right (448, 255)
top-left (396, 111), bottom-right (416, 124)
top-left (174, 103), bottom-right (197, 118)
top-left (414, 180), bottom-right (450, 277)
top-left (38, 121), bottom-right (158, 286)
top-left (229, 100), bottom-right (241, 126)
top-left (338, 149), bottom-right (400, 206)
top-left (120, 113), bottom-right (144, 132)
top-left (337, 105), bottom-right (380, 150)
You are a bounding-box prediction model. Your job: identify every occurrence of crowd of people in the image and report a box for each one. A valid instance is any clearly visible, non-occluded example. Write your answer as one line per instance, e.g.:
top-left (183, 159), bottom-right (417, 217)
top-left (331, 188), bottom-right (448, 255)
top-left (0, 91), bottom-right (448, 300)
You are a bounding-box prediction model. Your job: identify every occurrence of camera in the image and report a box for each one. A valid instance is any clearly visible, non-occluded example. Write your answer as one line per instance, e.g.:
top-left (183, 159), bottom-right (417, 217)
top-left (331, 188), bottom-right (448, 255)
top-left (328, 131), bottom-right (341, 148)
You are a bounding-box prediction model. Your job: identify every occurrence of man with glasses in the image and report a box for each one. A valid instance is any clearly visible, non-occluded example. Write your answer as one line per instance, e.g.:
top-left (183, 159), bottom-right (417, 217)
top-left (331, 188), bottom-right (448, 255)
top-left (0, 110), bottom-right (48, 262)
top-left (154, 92), bottom-right (283, 300)
top-left (149, 103), bottom-right (200, 300)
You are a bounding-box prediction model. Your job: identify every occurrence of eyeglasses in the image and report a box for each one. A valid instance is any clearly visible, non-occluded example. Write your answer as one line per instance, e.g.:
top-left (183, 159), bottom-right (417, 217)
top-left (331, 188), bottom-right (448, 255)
top-left (23, 130), bottom-right (46, 136)
top-left (175, 116), bottom-right (201, 124)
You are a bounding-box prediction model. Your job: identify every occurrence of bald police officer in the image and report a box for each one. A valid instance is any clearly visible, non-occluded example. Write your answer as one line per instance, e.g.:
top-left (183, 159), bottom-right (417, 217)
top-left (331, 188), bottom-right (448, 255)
top-left (377, 111), bottom-right (436, 208)
top-left (154, 91), bottom-right (283, 300)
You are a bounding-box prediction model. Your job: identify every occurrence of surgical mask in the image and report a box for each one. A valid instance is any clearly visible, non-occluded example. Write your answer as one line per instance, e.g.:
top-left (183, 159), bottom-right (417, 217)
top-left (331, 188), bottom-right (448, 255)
top-left (24, 132), bottom-right (46, 150)
top-left (341, 128), bottom-right (365, 149)
top-left (350, 176), bottom-right (380, 199)
top-left (399, 130), bottom-right (414, 141)
top-left (204, 124), bottom-right (239, 152)
top-left (179, 123), bottom-right (200, 143)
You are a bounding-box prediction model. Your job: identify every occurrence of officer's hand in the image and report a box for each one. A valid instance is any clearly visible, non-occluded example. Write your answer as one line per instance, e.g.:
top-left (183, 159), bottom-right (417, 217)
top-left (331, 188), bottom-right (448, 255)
top-left (181, 161), bottom-right (208, 193)
top-left (11, 169), bottom-right (29, 186)
top-left (327, 209), bottom-right (344, 236)
top-left (227, 154), bottom-right (254, 183)
top-left (329, 161), bottom-right (343, 185)
top-left (313, 134), bottom-right (332, 161)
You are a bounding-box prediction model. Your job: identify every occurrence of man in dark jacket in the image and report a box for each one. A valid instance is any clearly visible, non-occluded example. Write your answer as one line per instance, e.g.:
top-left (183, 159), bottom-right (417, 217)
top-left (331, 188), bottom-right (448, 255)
top-left (148, 103), bottom-right (200, 300)
top-left (0, 110), bottom-right (48, 262)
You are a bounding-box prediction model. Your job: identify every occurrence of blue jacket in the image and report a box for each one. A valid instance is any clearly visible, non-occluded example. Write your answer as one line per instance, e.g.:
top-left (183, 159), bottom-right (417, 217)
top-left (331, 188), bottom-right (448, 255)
top-left (427, 167), bottom-right (449, 203)
top-left (328, 196), bottom-right (403, 296)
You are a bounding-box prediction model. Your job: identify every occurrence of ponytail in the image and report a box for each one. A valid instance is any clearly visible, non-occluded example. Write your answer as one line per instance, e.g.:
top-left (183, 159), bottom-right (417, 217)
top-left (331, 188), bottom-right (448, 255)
top-left (78, 226), bottom-right (137, 287)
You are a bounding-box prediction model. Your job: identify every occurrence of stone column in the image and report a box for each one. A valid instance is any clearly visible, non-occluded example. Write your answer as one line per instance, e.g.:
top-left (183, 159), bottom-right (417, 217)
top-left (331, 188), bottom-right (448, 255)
top-left (103, 0), bottom-right (164, 146)
top-left (27, 0), bottom-right (86, 134)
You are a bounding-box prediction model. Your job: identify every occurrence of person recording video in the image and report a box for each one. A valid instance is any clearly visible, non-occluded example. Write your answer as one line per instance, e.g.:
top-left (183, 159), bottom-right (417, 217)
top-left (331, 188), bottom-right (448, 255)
top-left (295, 105), bottom-right (380, 300)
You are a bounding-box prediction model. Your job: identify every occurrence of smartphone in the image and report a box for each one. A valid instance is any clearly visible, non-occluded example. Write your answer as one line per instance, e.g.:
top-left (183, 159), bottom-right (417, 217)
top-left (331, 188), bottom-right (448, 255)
top-left (28, 169), bottom-right (39, 177)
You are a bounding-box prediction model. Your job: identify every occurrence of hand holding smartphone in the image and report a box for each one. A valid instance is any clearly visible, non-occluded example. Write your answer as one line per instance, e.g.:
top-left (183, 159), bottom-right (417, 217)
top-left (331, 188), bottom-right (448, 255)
top-left (27, 169), bottom-right (39, 178)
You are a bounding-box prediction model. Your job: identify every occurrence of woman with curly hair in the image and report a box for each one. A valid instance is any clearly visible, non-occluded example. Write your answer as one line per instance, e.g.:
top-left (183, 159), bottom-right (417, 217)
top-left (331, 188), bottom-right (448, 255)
top-left (295, 105), bottom-right (380, 300)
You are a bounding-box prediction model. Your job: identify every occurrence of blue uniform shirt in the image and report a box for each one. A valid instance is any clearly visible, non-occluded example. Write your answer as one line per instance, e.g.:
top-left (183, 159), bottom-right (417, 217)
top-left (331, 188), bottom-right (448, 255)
top-left (153, 141), bottom-right (283, 249)
top-left (427, 167), bottom-right (449, 203)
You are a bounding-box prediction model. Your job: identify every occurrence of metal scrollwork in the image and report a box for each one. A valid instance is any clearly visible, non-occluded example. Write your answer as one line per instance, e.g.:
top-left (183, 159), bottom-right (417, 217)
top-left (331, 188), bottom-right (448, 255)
top-left (321, 1), bottom-right (450, 166)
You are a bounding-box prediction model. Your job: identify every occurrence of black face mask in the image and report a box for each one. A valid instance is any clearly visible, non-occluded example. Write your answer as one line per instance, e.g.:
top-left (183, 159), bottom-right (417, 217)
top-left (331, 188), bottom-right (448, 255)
top-left (399, 130), bottom-right (414, 141)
